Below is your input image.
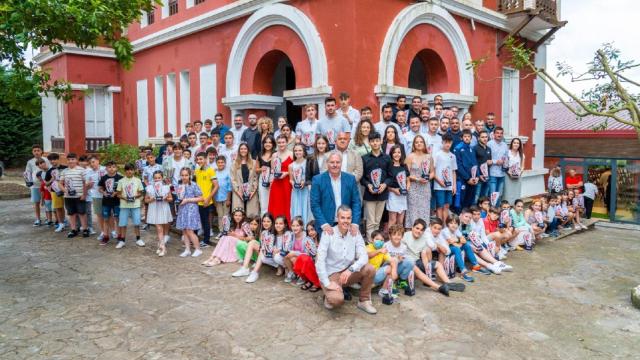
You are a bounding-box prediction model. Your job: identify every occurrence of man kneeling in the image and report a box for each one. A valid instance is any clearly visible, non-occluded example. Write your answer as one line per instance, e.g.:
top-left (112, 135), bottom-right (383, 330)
top-left (315, 205), bottom-right (377, 314)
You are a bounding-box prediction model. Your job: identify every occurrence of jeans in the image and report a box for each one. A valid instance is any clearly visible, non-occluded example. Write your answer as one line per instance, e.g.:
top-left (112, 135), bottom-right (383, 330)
top-left (473, 180), bottom-right (490, 205)
top-left (584, 197), bottom-right (594, 219)
top-left (546, 217), bottom-right (559, 233)
top-left (198, 205), bottom-right (211, 244)
top-left (449, 242), bottom-right (478, 272)
top-left (397, 259), bottom-right (414, 279)
top-left (118, 207), bottom-right (141, 227)
top-left (488, 176), bottom-right (506, 203)
top-left (456, 180), bottom-right (476, 210)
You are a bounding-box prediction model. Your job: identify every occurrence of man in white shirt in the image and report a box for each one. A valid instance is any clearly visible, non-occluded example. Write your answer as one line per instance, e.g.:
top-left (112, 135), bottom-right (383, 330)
top-left (433, 133), bottom-right (457, 222)
top-left (374, 104), bottom-right (402, 137)
top-left (338, 92), bottom-right (360, 128)
top-left (424, 117), bottom-right (443, 155)
top-left (229, 114), bottom-right (247, 142)
top-left (316, 97), bottom-right (351, 150)
top-left (315, 205), bottom-right (376, 314)
top-left (295, 104), bottom-right (318, 156)
top-left (403, 116), bottom-right (423, 153)
top-left (25, 144), bottom-right (50, 226)
top-left (218, 132), bottom-right (239, 166)
top-left (582, 181), bottom-right (598, 219)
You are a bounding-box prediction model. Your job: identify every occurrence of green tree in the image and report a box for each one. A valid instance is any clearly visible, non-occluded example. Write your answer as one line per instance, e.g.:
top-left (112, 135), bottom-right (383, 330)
top-left (0, 0), bottom-right (159, 116)
top-left (469, 38), bottom-right (640, 141)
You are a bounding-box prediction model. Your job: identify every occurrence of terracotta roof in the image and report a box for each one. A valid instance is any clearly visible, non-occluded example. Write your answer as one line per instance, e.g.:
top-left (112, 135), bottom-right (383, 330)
top-left (545, 102), bottom-right (635, 132)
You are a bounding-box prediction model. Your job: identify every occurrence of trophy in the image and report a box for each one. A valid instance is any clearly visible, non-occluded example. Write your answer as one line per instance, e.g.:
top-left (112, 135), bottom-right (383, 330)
top-left (280, 232), bottom-right (291, 257)
top-left (23, 171), bottom-right (34, 187)
top-left (509, 164), bottom-right (521, 178)
top-left (501, 154), bottom-right (509, 171)
top-left (293, 167), bottom-right (304, 189)
top-left (262, 231), bottom-right (274, 258)
top-left (535, 211), bottom-right (545, 228)
top-left (124, 182), bottom-right (135, 202)
top-left (382, 278), bottom-right (394, 305)
top-left (404, 270), bottom-right (416, 297)
top-left (396, 171), bottom-right (408, 195)
top-left (499, 209), bottom-right (511, 228)
top-left (99, 169), bottom-right (107, 178)
top-left (153, 181), bottom-right (164, 201)
top-left (327, 129), bottom-right (335, 150)
top-left (490, 192), bottom-right (500, 206)
top-left (420, 159), bottom-right (430, 180)
top-left (221, 215), bottom-right (231, 236)
top-left (471, 165), bottom-right (478, 180)
top-left (480, 163), bottom-right (489, 178)
top-left (302, 132), bottom-right (313, 148)
top-left (487, 241), bottom-right (497, 258)
top-left (65, 178), bottom-right (77, 197)
top-left (468, 231), bottom-right (483, 251)
top-left (260, 167), bottom-right (271, 188)
top-left (427, 144), bottom-right (434, 154)
top-left (51, 179), bottom-right (63, 197)
top-left (166, 167), bottom-right (175, 184)
top-left (442, 168), bottom-right (452, 187)
top-left (176, 184), bottom-right (186, 203)
top-left (104, 178), bottom-right (115, 197)
top-left (445, 254), bottom-right (456, 279)
top-left (135, 159), bottom-right (145, 173)
top-left (241, 182), bottom-right (251, 202)
top-left (272, 157), bottom-right (282, 179)
top-left (242, 222), bottom-right (253, 238)
top-left (370, 168), bottom-right (382, 193)
top-left (523, 232), bottom-right (533, 251)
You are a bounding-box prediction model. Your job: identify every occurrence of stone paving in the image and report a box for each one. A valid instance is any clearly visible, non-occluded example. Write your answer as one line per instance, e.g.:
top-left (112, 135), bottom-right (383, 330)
top-left (1, 198), bottom-right (639, 359)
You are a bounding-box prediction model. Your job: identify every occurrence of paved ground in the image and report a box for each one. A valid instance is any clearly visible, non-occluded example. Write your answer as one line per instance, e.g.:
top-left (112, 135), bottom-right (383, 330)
top-left (1, 198), bottom-right (639, 359)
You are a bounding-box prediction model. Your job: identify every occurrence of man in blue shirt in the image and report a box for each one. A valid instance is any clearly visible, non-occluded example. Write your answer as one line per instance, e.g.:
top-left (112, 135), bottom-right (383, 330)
top-left (212, 113), bottom-right (230, 144)
top-left (453, 130), bottom-right (478, 212)
top-left (487, 126), bottom-right (508, 203)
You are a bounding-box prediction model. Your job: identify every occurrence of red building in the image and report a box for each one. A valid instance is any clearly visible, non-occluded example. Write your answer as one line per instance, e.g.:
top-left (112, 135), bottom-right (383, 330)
top-left (36, 0), bottom-right (564, 199)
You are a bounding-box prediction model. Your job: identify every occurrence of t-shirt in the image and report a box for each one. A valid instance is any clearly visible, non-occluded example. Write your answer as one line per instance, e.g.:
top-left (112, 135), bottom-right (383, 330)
top-left (424, 132), bottom-right (442, 155)
top-left (142, 163), bottom-right (163, 185)
top-left (433, 150), bottom-right (457, 191)
top-left (218, 144), bottom-right (239, 168)
top-left (366, 243), bottom-right (391, 270)
top-left (583, 182), bottom-right (598, 200)
top-left (384, 241), bottom-right (407, 258)
top-left (98, 173), bottom-right (123, 207)
top-left (295, 119), bottom-right (318, 155)
top-left (39, 181), bottom-right (51, 201)
top-left (438, 227), bottom-right (462, 249)
top-left (60, 166), bottom-right (85, 199)
top-left (484, 217), bottom-right (498, 233)
top-left (25, 157), bottom-right (50, 189)
top-left (374, 121), bottom-right (402, 139)
top-left (566, 175), bottom-right (583, 192)
top-left (44, 165), bottom-right (67, 193)
top-left (214, 169), bottom-right (232, 202)
top-left (195, 166), bottom-right (217, 206)
top-left (117, 176), bottom-right (144, 208)
top-left (401, 231), bottom-right (435, 262)
top-left (316, 114), bottom-right (351, 147)
top-left (84, 166), bottom-right (106, 201)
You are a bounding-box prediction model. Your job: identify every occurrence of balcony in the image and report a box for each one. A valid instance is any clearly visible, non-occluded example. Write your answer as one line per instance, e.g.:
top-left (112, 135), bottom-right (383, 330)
top-left (499, 0), bottom-right (560, 25)
top-left (497, 0), bottom-right (566, 51)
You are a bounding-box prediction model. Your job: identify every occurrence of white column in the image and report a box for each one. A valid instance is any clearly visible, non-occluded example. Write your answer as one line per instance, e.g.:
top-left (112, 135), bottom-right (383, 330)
top-left (199, 64), bottom-right (217, 121)
top-left (532, 44), bottom-right (548, 170)
top-left (136, 80), bottom-right (149, 145)
top-left (154, 76), bottom-right (165, 137)
top-left (179, 70), bottom-right (191, 134)
top-left (167, 73), bottom-right (177, 135)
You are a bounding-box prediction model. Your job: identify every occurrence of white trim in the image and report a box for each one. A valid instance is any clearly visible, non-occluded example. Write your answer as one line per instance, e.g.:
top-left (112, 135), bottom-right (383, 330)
top-left (166, 73), bottom-right (177, 135)
top-left (132, 0), bottom-right (285, 53)
top-left (186, 0), bottom-right (195, 9)
top-left (33, 45), bottom-right (116, 65)
top-left (136, 79), bottom-right (150, 145)
top-left (502, 67), bottom-right (520, 137)
top-left (161, 0), bottom-right (169, 19)
top-left (70, 83), bottom-right (89, 91)
top-left (154, 76), bottom-right (165, 136)
top-left (199, 64), bottom-right (217, 121)
top-left (225, 3), bottom-right (329, 98)
top-left (282, 86), bottom-right (333, 106)
top-left (532, 43), bottom-right (548, 170)
top-left (377, 3), bottom-right (475, 97)
top-left (140, 11), bottom-right (149, 28)
top-left (179, 70), bottom-right (191, 134)
top-left (222, 94), bottom-right (283, 111)
top-left (106, 86), bottom-right (121, 93)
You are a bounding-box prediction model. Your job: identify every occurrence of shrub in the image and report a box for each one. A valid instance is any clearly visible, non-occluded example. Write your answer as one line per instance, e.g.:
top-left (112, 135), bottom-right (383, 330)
top-left (98, 143), bottom-right (139, 166)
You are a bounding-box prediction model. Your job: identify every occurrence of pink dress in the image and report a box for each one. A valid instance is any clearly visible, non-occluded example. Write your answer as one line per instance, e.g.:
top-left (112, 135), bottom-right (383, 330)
top-left (212, 227), bottom-right (246, 263)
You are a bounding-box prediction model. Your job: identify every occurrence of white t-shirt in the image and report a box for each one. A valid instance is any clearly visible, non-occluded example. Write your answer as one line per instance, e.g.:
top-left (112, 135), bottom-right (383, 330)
top-left (374, 121), bottom-right (402, 139)
top-left (230, 125), bottom-right (247, 142)
top-left (470, 218), bottom-right (489, 244)
top-left (433, 150), bottom-right (457, 191)
top-left (317, 114), bottom-right (351, 146)
top-left (171, 158), bottom-right (188, 186)
top-left (424, 132), bottom-right (442, 155)
top-left (295, 118), bottom-right (318, 154)
top-left (583, 182), bottom-right (598, 200)
top-left (339, 106), bottom-right (361, 127)
top-left (84, 166), bottom-right (106, 201)
top-left (438, 227), bottom-right (461, 252)
top-left (384, 241), bottom-right (407, 258)
top-left (218, 144), bottom-right (239, 168)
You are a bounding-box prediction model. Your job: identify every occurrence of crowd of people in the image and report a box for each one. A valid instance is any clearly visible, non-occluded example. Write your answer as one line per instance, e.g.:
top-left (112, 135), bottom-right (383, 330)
top-left (24, 93), bottom-right (595, 315)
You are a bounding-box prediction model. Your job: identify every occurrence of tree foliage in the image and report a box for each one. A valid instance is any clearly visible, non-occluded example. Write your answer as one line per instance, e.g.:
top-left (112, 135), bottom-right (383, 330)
top-left (469, 37), bottom-right (640, 140)
top-left (0, 0), bottom-right (159, 116)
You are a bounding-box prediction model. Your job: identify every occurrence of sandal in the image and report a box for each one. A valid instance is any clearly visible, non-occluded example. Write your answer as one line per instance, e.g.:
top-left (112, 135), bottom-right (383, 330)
top-left (309, 286), bottom-right (321, 292)
top-left (300, 282), bottom-right (312, 291)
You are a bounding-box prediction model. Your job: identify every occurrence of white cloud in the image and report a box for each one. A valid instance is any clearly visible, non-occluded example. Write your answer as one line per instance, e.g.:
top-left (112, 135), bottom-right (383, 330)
top-left (545, 0), bottom-right (640, 102)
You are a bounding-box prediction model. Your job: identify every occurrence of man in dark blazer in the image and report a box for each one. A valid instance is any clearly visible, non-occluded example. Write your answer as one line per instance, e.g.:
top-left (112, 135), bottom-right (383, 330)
top-left (310, 151), bottom-right (361, 235)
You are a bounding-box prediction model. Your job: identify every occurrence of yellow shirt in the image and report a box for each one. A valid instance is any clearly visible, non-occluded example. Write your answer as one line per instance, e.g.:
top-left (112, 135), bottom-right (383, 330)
top-left (366, 243), bottom-right (391, 270)
top-left (195, 167), bottom-right (216, 206)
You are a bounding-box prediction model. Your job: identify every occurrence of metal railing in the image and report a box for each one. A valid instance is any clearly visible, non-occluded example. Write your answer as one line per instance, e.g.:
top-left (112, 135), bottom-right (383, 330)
top-left (85, 137), bottom-right (112, 152)
top-left (51, 136), bottom-right (65, 153)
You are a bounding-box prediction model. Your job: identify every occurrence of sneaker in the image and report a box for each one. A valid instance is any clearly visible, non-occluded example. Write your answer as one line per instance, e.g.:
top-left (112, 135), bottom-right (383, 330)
top-left (141, 224), bottom-right (148, 231)
top-left (540, 233), bottom-right (549, 238)
top-left (209, 229), bottom-right (214, 237)
top-left (356, 300), bottom-right (377, 314)
top-left (488, 263), bottom-right (502, 275)
top-left (47, 221), bottom-right (54, 227)
top-left (67, 230), bottom-right (78, 238)
top-left (158, 248), bottom-right (166, 257)
top-left (115, 240), bottom-right (125, 249)
top-left (111, 231), bottom-right (118, 239)
top-left (82, 229), bottom-right (90, 238)
top-left (197, 229), bottom-right (203, 236)
top-left (471, 265), bottom-right (482, 272)
top-left (497, 249), bottom-right (508, 261)
top-left (191, 249), bottom-right (203, 257)
top-left (232, 267), bottom-right (251, 277)
top-left (97, 233), bottom-right (105, 241)
top-left (448, 282), bottom-right (466, 292)
top-left (284, 272), bottom-right (294, 283)
top-left (199, 241), bottom-right (210, 248)
top-left (54, 224), bottom-right (65, 233)
top-left (580, 223), bottom-right (588, 230)
top-left (33, 219), bottom-right (41, 226)
top-left (179, 249), bottom-right (191, 257)
top-left (89, 228), bottom-right (97, 235)
top-left (295, 277), bottom-right (306, 286)
top-left (574, 225), bottom-right (581, 231)
top-left (135, 239), bottom-right (145, 247)
top-left (163, 235), bottom-right (171, 245)
top-left (246, 271), bottom-right (259, 283)
top-left (499, 262), bottom-right (513, 272)
top-left (378, 288), bottom-right (390, 298)
top-left (461, 272), bottom-right (475, 282)
top-left (478, 267), bottom-right (492, 275)
top-left (437, 284), bottom-right (450, 297)
top-left (99, 237), bottom-right (109, 246)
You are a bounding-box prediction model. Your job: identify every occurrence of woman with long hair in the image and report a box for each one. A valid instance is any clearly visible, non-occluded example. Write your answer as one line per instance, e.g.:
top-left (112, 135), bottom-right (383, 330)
top-left (404, 135), bottom-right (434, 229)
top-left (305, 135), bottom-right (329, 183)
top-left (349, 118), bottom-right (372, 156)
top-left (268, 135), bottom-right (294, 222)
top-left (507, 137), bottom-right (525, 179)
top-left (382, 125), bottom-right (406, 158)
top-left (256, 135), bottom-right (275, 215)
top-left (280, 123), bottom-right (296, 151)
top-left (230, 143), bottom-right (259, 217)
top-left (289, 144), bottom-right (311, 224)
top-left (258, 116), bottom-right (274, 144)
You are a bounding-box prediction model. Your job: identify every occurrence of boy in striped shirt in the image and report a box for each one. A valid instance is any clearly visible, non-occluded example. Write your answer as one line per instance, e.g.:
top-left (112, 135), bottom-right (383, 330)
top-left (59, 153), bottom-right (88, 238)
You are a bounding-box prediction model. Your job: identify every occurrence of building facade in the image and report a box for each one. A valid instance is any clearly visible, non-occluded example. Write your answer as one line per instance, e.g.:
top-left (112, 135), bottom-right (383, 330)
top-left (36, 0), bottom-right (563, 199)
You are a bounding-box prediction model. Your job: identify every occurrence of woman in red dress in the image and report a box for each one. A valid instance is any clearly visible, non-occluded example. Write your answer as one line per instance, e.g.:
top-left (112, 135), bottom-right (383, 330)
top-left (268, 134), bottom-right (293, 222)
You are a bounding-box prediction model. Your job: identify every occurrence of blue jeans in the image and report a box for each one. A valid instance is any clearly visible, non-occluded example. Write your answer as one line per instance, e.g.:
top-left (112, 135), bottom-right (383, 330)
top-left (373, 259), bottom-right (415, 285)
top-left (198, 205), bottom-right (211, 244)
top-left (488, 176), bottom-right (505, 203)
top-left (546, 217), bottom-right (558, 233)
top-left (449, 243), bottom-right (478, 272)
top-left (474, 180), bottom-right (490, 205)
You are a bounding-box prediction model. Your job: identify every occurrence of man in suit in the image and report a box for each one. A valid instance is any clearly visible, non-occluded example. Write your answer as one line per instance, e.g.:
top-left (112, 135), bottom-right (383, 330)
top-left (334, 131), bottom-right (363, 183)
top-left (310, 151), bottom-right (362, 235)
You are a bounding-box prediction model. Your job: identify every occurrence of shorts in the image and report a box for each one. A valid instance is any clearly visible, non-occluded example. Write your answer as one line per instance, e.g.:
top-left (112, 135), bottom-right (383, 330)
top-left (374, 265), bottom-right (391, 285)
top-left (44, 200), bottom-right (53, 212)
top-left (102, 204), bottom-right (120, 218)
top-left (92, 198), bottom-right (103, 217)
top-left (51, 192), bottom-right (64, 209)
top-left (415, 258), bottom-right (438, 280)
top-left (434, 190), bottom-right (453, 208)
top-left (261, 253), bottom-right (280, 268)
top-left (30, 188), bottom-right (41, 203)
top-left (118, 207), bottom-right (141, 227)
top-left (64, 197), bottom-right (87, 215)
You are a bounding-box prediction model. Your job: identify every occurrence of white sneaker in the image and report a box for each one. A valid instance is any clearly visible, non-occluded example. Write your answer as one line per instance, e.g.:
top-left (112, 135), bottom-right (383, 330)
top-left (179, 249), bottom-right (191, 257)
top-left (581, 223), bottom-right (588, 230)
top-left (295, 277), bottom-right (306, 286)
top-left (135, 239), bottom-right (145, 247)
top-left (89, 228), bottom-right (97, 235)
top-left (499, 262), bottom-right (513, 272)
top-left (111, 231), bottom-right (118, 239)
top-left (97, 233), bottom-right (105, 241)
top-left (209, 229), bottom-right (214, 237)
top-left (191, 249), bottom-right (203, 257)
top-left (540, 233), bottom-right (549, 238)
top-left (232, 267), bottom-right (251, 277)
top-left (574, 225), bottom-right (581, 231)
top-left (33, 219), bottom-right (41, 226)
top-left (498, 248), bottom-right (508, 260)
top-left (163, 235), bottom-right (170, 244)
top-left (489, 263), bottom-right (502, 274)
top-left (284, 272), bottom-right (294, 283)
top-left (245, 271), bottom-right (259, 283)
top-left (115, 241), bottom-right (125, 249)
top-left (54, 224), bottom-right (65, 233)
top-left (197, 229), bottom-right (203, 236)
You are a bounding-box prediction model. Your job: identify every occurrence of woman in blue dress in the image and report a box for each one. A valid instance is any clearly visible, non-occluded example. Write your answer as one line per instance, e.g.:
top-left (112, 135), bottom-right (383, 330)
top-left (288, 144), bottom-right (311, 224)
top-left (175, 167), bottom-right (203, 258)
